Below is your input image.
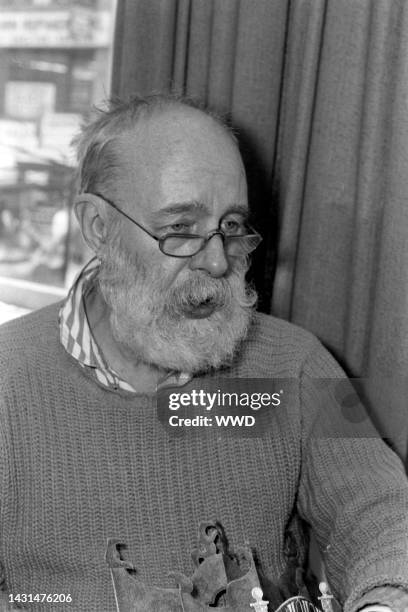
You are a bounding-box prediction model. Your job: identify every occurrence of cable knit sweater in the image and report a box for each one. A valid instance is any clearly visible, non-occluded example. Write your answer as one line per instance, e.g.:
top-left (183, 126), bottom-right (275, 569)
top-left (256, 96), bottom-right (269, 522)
top-left (0, 303), bottom-right (407, 612)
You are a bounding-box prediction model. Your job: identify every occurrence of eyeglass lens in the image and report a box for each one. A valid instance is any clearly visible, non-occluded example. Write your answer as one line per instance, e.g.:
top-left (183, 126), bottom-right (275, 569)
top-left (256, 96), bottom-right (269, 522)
top-left (161, 234), bottom-right (262, 257)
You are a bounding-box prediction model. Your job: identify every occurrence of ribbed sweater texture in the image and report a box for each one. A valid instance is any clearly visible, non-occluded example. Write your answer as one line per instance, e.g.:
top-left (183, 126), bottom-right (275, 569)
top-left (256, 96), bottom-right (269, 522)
top-left (0, 304), bottom-right (407, 612)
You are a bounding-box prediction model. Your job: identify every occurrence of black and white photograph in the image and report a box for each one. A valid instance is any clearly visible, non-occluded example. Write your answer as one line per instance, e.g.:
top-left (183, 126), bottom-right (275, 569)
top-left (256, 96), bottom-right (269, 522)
top-left (0, 1), bottom-right (407, 611)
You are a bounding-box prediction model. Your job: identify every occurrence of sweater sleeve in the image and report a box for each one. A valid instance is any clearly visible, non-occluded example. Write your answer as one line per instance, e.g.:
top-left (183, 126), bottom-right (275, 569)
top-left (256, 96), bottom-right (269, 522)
top-left (0, 359), bottom-right (17, 612)
top-left (296, 337), bottom-right (408, 612)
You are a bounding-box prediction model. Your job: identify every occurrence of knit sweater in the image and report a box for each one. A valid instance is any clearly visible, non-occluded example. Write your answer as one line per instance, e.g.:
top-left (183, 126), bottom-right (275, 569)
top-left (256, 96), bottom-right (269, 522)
top-left (0, 304), bottom-right (407, 612)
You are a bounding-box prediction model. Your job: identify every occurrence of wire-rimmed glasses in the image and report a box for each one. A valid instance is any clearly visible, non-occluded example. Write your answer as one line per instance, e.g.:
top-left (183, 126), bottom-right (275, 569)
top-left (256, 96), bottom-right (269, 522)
top-left (90, 192), bottom-right (262, 258)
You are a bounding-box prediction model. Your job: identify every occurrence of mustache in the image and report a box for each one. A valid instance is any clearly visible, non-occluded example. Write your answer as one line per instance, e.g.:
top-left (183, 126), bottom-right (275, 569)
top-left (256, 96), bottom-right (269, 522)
top-left (166, 274), bottom-right (231, 314)
top-left (166, 265), bottom-right (256, 316)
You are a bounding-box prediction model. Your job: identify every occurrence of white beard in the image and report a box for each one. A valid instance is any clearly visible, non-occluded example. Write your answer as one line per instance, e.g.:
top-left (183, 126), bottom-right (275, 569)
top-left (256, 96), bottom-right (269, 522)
top-left (97, 239), bottom-right (257, 373)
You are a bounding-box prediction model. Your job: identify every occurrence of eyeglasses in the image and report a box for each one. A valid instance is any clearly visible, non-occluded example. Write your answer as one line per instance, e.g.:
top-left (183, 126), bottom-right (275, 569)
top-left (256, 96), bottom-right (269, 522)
top-left (91, 192), bottom-right (262, 258)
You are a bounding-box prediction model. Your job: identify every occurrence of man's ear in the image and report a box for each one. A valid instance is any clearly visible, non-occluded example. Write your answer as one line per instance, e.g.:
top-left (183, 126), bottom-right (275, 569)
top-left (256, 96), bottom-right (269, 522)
top-left (74, 193), bottom-right (108, 255)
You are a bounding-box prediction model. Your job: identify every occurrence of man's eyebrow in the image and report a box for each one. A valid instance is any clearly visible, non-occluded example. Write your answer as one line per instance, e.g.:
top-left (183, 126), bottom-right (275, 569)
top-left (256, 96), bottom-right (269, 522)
top-left (223, 204), bottom-right (249, 217)
top-left (149, 201), bottom-right (208, 219)
top-left (149, 202), bottom-right (249, 219)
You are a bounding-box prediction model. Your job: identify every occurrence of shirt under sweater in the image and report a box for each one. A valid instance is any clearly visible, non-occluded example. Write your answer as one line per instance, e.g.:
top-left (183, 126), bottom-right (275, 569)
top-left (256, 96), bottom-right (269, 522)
top-left (0, 304), bottom-right (408, 612)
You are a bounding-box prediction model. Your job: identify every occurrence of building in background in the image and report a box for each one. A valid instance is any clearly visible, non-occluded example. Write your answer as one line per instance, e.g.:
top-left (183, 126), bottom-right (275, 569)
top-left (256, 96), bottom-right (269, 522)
top-left (0, 0), bottom-right (115, 303)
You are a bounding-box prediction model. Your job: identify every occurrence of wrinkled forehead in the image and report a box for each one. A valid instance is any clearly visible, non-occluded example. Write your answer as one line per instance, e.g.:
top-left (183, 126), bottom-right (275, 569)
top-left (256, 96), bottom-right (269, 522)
top-left (111, 107), bottom-right (248, 217)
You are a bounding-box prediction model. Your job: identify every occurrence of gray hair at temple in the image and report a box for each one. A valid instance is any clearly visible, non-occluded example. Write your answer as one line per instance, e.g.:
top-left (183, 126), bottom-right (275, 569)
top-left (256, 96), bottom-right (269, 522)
top-left (72, 93), bottom-right (237, 198)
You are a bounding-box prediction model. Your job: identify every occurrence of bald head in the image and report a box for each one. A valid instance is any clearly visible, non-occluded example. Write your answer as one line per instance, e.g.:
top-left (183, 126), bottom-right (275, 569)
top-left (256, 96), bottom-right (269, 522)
top-left (73, 94), bottom-right (239, 199)
top-left (114, 104), bottom-right (245, 214)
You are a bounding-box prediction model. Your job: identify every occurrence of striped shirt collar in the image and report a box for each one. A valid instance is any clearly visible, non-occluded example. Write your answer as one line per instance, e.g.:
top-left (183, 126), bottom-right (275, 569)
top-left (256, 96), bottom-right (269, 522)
top-left (59, 258), bottom-right (191, 393)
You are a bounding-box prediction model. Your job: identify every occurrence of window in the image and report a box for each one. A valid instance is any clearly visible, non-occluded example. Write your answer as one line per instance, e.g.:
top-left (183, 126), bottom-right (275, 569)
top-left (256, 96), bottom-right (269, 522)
top-left (0, 0), bottom-right (115, 317)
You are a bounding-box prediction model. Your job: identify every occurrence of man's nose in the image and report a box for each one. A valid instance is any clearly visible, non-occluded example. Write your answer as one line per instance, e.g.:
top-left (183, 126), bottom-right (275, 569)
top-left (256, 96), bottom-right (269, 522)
top-left (189, 233), bottom-right (229, 277)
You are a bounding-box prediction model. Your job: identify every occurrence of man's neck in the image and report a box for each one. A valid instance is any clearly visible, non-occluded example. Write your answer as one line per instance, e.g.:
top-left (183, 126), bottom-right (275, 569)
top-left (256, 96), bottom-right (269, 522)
top-left (84, 286), bottom-right (166, 393)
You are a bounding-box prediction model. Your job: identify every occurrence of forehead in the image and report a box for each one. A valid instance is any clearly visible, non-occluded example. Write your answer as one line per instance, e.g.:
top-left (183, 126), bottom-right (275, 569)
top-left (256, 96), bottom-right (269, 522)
top-left (114, 107), bottom-right (248, 218)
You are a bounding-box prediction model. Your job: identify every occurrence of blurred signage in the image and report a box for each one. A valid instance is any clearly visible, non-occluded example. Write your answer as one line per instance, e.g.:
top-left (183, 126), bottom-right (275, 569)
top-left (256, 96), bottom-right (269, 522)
top-left (0, 119), bottom-right (38, 151)
top-left (0, 115), bottom-right (80, 162)
top-left (0, 9), bottom-right (112, 47)
top-left (5, 81), bottom-right (56, 119)
top-left (24, 170), bottom-right (49, 185)
top-left (0, 120), bottom-right (38, 185)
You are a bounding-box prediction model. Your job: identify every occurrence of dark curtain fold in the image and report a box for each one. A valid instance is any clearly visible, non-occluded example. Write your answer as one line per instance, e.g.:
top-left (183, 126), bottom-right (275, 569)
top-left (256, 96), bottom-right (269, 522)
top-left (112, 0), bottom-right (408, 462)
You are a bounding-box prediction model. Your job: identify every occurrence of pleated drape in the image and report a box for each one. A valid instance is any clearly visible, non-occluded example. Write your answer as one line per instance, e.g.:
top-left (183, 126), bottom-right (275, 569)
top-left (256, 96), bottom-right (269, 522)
top-left (273, 0), bottom-right (408, 459)
top-left (112, 0), bottom-right (408, 462)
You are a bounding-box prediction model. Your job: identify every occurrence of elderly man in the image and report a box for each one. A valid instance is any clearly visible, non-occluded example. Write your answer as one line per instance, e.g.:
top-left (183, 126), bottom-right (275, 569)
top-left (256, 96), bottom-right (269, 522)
top-left (0, 95), bottom-right (407, 612)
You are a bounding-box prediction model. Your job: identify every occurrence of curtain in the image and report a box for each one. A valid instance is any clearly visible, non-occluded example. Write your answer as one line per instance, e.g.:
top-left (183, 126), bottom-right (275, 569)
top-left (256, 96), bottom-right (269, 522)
top-left (273, 0), bottom-right (408, 461)
top-left (112, 0), bottom-right (408, 462)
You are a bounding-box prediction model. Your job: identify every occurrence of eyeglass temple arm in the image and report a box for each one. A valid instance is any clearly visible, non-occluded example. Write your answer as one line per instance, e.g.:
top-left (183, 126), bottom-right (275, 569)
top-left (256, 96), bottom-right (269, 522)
top-left (92, 192), bottom-right (160, 241)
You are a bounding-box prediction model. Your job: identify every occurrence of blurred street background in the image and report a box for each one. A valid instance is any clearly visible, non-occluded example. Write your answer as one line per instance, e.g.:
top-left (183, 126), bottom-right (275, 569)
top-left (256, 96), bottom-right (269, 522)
top-left (0, 0), bottom-right (115, 322)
